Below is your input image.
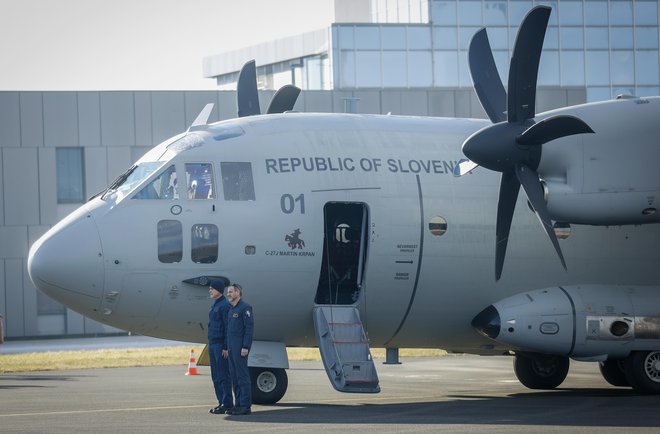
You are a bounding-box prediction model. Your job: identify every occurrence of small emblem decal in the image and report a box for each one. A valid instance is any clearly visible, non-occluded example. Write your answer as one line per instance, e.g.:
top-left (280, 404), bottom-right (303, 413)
top-left (285, 228), bottom-right (306, 249)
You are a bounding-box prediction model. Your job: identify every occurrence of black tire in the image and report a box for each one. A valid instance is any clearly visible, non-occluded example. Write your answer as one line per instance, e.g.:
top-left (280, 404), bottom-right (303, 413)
top-left (250, 367), bottom-right (288, 404)
top-left (513, 353), bottom-right (569, 390)
top-left (624, 351), bottom-right (660, 394)
top-left (598, 359), bottom-right (629, 387)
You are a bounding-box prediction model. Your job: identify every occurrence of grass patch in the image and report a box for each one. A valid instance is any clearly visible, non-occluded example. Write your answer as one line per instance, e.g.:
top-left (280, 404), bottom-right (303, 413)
top-left (0, 346), bottom-right (448, 373)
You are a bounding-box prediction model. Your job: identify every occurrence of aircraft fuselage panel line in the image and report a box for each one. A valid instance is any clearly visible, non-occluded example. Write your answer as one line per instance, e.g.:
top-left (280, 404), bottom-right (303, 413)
top-left (558, 285), bottom-right (577, 356)
top-left (384, 174), bottom-right (425, 346)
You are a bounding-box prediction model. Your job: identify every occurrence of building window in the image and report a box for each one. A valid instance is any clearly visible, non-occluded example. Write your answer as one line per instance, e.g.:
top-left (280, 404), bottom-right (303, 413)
top-left (191, 224), bottom-right (218, 264)
top-left (56, 147), bottom-right (85, 203)
top-left (157, 220), bottom-right (182, 263)
top-left (221, 162), bottom-right (255, 201)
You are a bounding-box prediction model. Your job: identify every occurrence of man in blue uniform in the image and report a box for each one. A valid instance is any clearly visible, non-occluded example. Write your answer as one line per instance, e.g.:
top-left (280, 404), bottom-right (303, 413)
top-left (207, 280), bottom-right (233, 414)
top-left (223, 283), bottom-right (254, 415)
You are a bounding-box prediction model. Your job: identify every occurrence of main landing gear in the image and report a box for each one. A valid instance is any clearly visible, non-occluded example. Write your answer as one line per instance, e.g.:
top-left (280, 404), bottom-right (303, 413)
top-left (250, 367), bottom-right (288, 404)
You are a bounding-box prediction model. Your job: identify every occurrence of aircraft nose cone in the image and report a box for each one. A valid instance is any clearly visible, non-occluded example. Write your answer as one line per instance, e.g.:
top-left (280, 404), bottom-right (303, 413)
top-left (471, 305), bottom-right (501, 339)
top-left (28, 210), bottom-right (104, 314)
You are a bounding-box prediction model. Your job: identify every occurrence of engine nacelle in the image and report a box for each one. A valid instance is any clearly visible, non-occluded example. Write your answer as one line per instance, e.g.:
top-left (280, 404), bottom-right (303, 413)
top-left (545, 181), bottom-right (660, 226)
top-left (472, 285), bottom-right (660, 360)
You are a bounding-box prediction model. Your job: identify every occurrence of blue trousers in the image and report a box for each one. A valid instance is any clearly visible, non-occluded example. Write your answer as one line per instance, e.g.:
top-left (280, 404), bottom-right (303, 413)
top-left (228, 345), bottom-right (252, 408)
top-left (209, 343), bottom-right (233, 408)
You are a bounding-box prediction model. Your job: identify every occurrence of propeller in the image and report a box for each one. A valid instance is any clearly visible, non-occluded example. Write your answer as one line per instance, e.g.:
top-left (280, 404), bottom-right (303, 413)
top-left (459, 6), bottom-right (595, 280)
top-left (237, 60), bottom-right (301, 117)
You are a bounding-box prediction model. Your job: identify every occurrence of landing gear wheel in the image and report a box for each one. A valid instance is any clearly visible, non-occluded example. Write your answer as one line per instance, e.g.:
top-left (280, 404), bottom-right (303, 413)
top-left (513, 353), bottom-right (569, 390)
top-left (250, 367), bottom-right (288, 404)
top-left (598, 359), bottom-right (629, 387)
top-left (624, 351), bottom-right (660, 394)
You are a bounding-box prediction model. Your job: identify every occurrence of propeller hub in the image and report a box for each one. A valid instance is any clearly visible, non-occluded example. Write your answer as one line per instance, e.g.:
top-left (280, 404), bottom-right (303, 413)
top-left (462, 122), bottom-right (541, 174)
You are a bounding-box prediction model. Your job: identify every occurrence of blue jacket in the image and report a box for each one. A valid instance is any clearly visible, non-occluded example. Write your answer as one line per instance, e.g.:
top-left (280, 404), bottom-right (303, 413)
top-left (226, 299), bottom-right (254, 350)
top-left (208, 295), bottom-right (231, 348)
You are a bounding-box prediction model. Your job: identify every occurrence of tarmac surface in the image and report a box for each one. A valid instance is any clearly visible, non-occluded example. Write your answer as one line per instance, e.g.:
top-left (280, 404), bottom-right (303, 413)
top-left (2, 355), bottom-right (660, 433)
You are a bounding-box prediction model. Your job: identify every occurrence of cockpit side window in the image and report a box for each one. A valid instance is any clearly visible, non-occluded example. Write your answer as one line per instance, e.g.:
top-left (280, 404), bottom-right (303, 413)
top-left (133, 165), bottom-right (178, 200)
top-left (220, 162), bottom-right (255, 201)
top-left (185, 163), bottom-right (215, 199)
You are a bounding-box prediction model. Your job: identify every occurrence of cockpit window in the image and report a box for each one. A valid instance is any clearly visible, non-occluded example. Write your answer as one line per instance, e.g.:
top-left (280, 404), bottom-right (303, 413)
top-left (102, 162), bottom-right (164, 200)
top-left (185, 163), bottom-right (215, 199)
top-left (221, 162), bottom-right (255, 201)
top-left (133, 165), bottom-right (178, 200)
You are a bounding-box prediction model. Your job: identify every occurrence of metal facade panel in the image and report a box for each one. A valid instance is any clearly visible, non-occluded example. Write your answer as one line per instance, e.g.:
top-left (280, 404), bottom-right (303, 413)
top-left (37, 147), bottom-right (57, 225)
top-left (78, 92), bottom-right (101, 147)
top-left (0, 225), bottom-right (27, 259)
top-left (536, 88), bottom-right (568, 113)
top-left (44, 92), bottom-right (78, 147)
top-left (4, 258), bottom-right (24, 337)
top-left (401, 90), bottom-right (429, 116)
top-left (351, 90), bottom-right (381, 114)
top-left (66, 309), bottom-right (85, 334)
top-left (100, 92), bottom-right (135, 147)
top-left (381, 90), bottom-right (403, 115)
top-left (428, 90), bottom-right (456, 117)
top-left (106, 147), bottom-right (132, 183)
top-left (151, 92), bottom-right (185, 144)
top-left (304, 90), bottom-right (333, 113)
top-left (0, 261), bottom-right (5, 318)
top-left (454, 89), bottom-right (471, 118)
top-left (217, 91), bottom-right (237, 120)
top-left (3, 147), bottom-right (39, 225)
top-left (84, 147), bottom-right (108, 197)
top-left (0, 92), bottom-right (20, 148)
top-left (23, 262), bottom-right (38, 336)
top-left (134, 92), bottom-right (153, 147)
top-left (469, 90), bottom-right (488, 119)
top-left (184, 91), bottom-right (220, 126)
top-left (20, 92), bottom-right (44, 147)
top-left (0, 147), bottom-right (3, 226)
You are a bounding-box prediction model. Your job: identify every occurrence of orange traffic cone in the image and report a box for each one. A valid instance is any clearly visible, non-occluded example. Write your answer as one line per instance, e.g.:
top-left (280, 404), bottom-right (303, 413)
top-left (185, 348), bottom-right (200, 376)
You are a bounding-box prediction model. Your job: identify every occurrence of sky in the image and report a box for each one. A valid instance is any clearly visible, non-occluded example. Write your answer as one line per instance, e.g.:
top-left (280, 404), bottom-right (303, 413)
top-left (0, 0), bottom-right (334, 90)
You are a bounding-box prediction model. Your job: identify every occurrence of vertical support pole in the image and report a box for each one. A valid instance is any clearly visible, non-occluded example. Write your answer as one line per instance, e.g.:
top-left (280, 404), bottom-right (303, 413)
top-left (383, 347), bottom-right (401, 365)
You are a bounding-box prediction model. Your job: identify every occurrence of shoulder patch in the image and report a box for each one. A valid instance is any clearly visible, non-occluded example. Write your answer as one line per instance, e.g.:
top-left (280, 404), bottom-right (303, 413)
top-left (245, 310), bottom-right (251, 317)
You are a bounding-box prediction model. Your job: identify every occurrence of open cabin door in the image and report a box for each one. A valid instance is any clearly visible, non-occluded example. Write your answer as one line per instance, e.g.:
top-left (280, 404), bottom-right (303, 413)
top-left (313, 202), bottom-right (379, 393)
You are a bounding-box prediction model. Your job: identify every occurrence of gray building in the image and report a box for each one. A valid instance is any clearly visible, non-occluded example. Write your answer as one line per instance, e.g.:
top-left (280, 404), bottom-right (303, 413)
top-left (3, 0), bottom-right (658, 340)
top-left (204, 0), bottom-right (660, 102)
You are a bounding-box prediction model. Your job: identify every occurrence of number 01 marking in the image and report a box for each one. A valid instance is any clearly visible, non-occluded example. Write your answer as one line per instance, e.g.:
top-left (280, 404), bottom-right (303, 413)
top-left (281, 194), bottom-right (305, 214)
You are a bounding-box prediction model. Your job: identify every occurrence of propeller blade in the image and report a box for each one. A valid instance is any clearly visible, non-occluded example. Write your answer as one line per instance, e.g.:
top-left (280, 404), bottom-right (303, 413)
top-left (507, 6), bottom-right (551, 123)
top-left (237, 60), bottom-right (261, 117)
top-left (515, 163), bottom-right (567, 271)
top-left (469, 28), bottom-right (506, 123)
top-left (516, 115), bottom-right (595, 147)
top-left (266, 84), bottom-right (301, 114)
top-left (495, 170), bottom-right (521, 280)
top-left (453, 159), bottom-right (480, 177)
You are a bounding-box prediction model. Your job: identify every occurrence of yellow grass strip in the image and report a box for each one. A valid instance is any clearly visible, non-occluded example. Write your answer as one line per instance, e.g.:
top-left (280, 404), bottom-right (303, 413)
top-left (0, 346), bottom-right (448, 373)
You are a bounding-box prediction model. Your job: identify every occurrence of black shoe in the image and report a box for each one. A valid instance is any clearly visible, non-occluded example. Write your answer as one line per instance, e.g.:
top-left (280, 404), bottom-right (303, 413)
top-left (228, 407), bottom-right (251, 415)
top-left (209, 405), bottom-right (229, 414)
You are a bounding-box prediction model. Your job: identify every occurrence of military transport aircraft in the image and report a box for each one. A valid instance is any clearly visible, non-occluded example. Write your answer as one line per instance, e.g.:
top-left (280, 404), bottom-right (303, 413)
top-left (28, 6), bottom-right (660, 403)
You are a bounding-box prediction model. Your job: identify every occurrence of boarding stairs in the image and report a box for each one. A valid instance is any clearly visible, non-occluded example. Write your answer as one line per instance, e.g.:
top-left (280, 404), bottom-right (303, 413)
top-left (313, 305), bottom-right (380, 393)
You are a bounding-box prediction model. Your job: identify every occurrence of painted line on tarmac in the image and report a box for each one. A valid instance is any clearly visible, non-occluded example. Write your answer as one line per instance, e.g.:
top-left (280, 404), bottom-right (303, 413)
top-left (0, 404), bottom-right (210, 418)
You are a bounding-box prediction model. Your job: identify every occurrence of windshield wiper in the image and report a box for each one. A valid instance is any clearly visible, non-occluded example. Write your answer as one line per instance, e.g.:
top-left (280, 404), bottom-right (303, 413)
top-left (100, 165), bottom-right (137, 200)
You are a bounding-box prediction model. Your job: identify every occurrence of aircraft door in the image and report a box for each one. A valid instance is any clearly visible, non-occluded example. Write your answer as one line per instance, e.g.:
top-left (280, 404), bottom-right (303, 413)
top-left (315, 202), bottom-right (368, 305)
